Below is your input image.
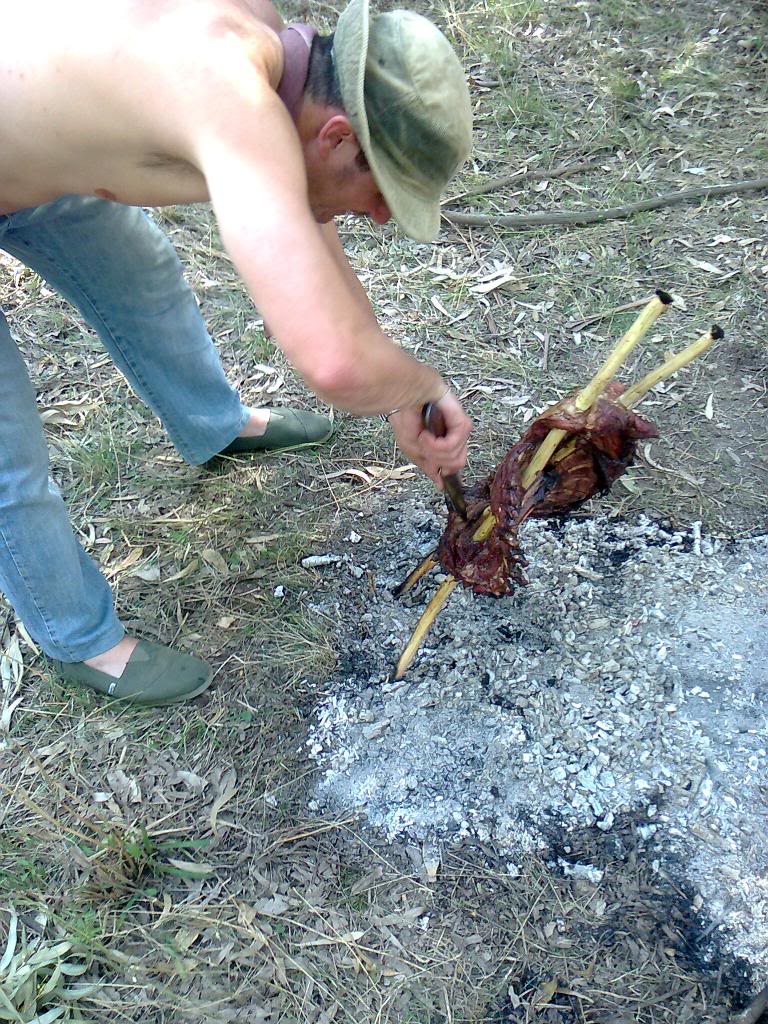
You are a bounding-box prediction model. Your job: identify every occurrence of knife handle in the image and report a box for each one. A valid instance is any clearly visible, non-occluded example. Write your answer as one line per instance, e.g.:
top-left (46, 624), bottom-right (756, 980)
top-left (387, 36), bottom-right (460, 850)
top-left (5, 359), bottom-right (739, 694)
top-left (422, 402), bottom-right (468, 520)
top-left (422, 401), bottom-right (447, 438)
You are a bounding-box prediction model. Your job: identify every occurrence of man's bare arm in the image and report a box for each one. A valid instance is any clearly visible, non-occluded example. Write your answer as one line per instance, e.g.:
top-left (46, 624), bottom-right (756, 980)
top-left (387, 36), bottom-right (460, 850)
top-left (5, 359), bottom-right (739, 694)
top-left (319, 221), bottom-right (378, 325)
top-left (197, 89), bottom-right (449, 416)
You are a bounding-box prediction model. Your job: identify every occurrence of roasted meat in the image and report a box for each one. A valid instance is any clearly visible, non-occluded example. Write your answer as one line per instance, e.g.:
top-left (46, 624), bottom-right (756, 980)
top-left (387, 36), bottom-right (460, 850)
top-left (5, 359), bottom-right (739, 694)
top-left (437, 383), bottom-right (658, 596)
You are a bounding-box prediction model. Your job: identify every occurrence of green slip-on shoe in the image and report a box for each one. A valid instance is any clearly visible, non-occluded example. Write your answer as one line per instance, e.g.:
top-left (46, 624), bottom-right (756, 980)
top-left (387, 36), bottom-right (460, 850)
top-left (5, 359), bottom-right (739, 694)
top-left (53, 640), bottom-right (213, 706)
top-left (220, 408), bottom-right (333, 454)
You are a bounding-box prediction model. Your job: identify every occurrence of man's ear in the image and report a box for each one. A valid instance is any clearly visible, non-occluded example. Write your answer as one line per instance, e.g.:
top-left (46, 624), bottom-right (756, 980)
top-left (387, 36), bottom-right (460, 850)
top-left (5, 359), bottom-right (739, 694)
top-left (316, 114), bottom-right (356, 157)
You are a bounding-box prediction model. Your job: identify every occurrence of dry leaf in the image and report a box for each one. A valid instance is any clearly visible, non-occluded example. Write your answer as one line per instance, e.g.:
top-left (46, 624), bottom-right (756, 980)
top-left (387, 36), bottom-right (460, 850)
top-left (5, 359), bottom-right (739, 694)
top-left (0, 632), bottom-right (23, 732)
top-left (39, 398), bottom-right (98, 425)
top-left (531, 977), bottom-right (559, 1006)
top-left (0, 694), bottom-right (23, 733)
top-left (14, 620), bottom-right (39, 654)
top-left (174, 927), bottom-right (202, 952)
top-left (685, 257), bottom-right (723, 275)
top-left (210, 768), bottom-right (238, 834)
top-left (470, 268), bottom-right (519, 294)
top-left (253, 895), bottom-right (292, 915)
top-left (0, 634), bottom-right (23, 691)
top-left (104, 546), bottom-right (144, 579)
top-left (132, 564), bottom-right (161, 582)
top-left (233, 934), bottom-right (270, 960)
top-left (507, 985), bottom-right (522, 1009)
top-left (618, 475), bottom-right (640, 494)
top-left (323, 464), bottom-right (417, 487)
top-left (298, 931), bottom-right (365, 948)
top-left (107, 768), bottom-right (142, 804)
top-left (171, 769), bottom-right (208, 793)
top-left (166, 858), bottom-right (216, 878)
top-left (202, 548), bottom-right (229, 574)
top-left (430, 294), bottom-right (452, 318)
top-left (165, 560), bottom-right (199, 583)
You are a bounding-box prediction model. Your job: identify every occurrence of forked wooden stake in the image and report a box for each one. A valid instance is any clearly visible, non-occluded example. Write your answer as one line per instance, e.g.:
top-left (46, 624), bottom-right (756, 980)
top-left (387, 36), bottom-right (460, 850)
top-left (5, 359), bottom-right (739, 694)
top-left (551, 324), bottom-right (722, 466)
top-left (619, 324), bottom-right (722, 408)
top-left (392, 578), bottom-right (458, 680)
top-left (520, 290), bottom-right (672, 489)
top-left (393, 553), bottom-right (439, 597)
top-left (392, 504), bottom-right (497, 599)
top-left (390, 299), bottom-right (720, 681)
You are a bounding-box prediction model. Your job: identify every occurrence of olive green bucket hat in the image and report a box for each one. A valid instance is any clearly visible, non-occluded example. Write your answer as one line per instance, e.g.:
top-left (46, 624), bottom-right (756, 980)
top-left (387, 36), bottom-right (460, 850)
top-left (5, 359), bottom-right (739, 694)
top-left (333, 0), bottom-right (473, 242)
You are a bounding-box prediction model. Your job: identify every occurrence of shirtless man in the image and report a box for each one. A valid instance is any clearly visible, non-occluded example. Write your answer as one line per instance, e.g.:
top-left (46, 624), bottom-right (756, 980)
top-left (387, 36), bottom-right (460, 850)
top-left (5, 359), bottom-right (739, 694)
top-left (0, 0), bottom-right (473, 704)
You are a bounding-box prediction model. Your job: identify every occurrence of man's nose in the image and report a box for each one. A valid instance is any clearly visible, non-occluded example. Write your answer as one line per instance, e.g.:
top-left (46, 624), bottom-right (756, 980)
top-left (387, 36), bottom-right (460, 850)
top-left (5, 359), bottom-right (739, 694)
top-left (370, 199), bottom-right (391, 224)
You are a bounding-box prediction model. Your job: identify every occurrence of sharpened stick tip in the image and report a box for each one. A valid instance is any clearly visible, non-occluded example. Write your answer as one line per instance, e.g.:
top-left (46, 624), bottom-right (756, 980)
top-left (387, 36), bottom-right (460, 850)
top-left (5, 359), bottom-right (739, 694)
top-left (711, 324), bottom-right (725, 341)
top-left (654, 289), bottom-right (674, 305)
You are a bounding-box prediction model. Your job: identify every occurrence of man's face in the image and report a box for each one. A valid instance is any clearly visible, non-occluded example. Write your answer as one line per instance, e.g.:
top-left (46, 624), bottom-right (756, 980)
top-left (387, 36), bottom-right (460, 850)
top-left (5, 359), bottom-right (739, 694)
top-left (304, 116), bottom-right (391, 226)
top-left (309, 160), bottom-right (391, 226)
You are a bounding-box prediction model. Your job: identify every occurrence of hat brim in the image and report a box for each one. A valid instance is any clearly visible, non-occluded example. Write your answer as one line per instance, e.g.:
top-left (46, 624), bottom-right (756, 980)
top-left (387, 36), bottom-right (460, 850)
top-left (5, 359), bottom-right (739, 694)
top-left (334, 0), bottom-right (441, 242)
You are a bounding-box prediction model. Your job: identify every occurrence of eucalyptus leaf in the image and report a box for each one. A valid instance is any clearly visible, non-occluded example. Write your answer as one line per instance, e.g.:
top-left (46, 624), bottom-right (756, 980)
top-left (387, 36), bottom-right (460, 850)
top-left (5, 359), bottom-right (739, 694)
top-left (27, 1007), bottom-right (66, 1024)
top-left (59, 983), bottom-right (100, 1001)
top-left (165, 858), bottom-right (215, 878)
top-left (0, 913), bottom-right (17, 974)
top-left (0, 988), bottom-right (23, 1023)
top-left (28, 943), bottom-right (71, 968)
top-left (38, 964), bottom-right (63, 997)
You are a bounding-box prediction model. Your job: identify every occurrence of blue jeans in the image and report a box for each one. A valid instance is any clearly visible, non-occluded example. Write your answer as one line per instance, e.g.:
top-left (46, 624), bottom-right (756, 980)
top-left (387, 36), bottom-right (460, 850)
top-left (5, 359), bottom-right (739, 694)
top-left (0, 196), bottom-right (249, 661)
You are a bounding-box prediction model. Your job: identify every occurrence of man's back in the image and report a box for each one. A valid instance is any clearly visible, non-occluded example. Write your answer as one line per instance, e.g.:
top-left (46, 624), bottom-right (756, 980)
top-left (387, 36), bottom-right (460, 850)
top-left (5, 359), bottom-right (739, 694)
top-left (0, 0), bottom-right (283, 213)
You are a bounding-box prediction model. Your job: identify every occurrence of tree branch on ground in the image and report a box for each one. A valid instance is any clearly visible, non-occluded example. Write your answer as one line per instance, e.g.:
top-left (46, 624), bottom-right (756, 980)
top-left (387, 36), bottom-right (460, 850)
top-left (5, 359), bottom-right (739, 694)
top-left (443, 175), bottom-right (768, 229)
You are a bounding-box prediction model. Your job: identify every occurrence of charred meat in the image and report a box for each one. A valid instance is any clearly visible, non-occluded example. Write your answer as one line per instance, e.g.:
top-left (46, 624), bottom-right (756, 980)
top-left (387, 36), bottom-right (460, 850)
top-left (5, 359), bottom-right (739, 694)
top-left (438, 384), bottom-right (658, 596)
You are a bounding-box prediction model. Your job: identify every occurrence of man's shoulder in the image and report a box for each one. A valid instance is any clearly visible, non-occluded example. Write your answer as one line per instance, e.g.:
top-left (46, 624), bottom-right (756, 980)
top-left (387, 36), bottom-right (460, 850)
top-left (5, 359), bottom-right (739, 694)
top-left (140, 0), bottom-right (285, 157)
top-left (164, 0), bottom-right (284, 89)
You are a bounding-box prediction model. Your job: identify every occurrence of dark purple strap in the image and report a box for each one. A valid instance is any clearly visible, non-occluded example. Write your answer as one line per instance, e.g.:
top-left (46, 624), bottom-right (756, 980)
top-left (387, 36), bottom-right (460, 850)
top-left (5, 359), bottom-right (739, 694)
top-left (277, 23), bottom-right (317, 121)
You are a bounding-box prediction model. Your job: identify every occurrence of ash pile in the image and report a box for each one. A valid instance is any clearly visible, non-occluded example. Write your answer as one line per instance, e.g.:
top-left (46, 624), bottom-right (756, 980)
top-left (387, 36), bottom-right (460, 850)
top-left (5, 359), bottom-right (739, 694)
top-left (307, 508), bottom-right (768, 981)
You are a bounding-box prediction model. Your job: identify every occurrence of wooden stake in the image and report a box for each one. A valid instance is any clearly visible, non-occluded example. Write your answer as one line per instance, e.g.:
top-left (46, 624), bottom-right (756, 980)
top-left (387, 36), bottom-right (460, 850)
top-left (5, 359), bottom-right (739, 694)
top-left (551, 323), bottom-right (723, 465)
top-left (393, 552), bottom-right (438, 597)
top-left (473, 506), bottom-right (496, 541)
top-left (619, 324), bottom-right (722, 408)
top-left (392, 503), bottom-right (499, 677)
top-left (520, 290), bottom-right (673, 488)
top-left (392, 578), bottom-right (458, 680)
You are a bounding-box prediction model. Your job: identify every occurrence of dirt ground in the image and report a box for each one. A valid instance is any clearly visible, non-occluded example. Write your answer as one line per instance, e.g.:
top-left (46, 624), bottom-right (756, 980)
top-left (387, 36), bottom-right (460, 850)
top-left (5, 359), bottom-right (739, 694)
top-left (1, 0), bottom-right (767, 1021)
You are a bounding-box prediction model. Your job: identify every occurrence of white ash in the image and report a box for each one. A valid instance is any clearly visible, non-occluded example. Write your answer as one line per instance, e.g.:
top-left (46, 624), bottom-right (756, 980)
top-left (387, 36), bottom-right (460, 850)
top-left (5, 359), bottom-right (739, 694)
top-left (307, 508), bottom-right (768, 981)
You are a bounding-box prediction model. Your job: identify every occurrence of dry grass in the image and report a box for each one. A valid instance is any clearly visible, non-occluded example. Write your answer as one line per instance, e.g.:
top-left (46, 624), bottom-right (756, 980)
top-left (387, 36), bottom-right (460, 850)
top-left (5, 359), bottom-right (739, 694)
top-left (2, 0), bottom-right (767, 1020)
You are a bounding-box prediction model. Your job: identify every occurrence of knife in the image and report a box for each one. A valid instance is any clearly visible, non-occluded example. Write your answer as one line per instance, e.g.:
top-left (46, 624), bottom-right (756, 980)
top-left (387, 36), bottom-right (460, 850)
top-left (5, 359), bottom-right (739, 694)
top-left (422, 401), bottom-right (468, 521)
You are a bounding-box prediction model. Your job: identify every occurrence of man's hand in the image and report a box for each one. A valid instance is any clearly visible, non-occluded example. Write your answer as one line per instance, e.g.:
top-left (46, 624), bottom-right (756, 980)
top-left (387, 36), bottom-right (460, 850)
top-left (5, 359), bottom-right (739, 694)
top-left (388, 391), bottom-right (472, 489)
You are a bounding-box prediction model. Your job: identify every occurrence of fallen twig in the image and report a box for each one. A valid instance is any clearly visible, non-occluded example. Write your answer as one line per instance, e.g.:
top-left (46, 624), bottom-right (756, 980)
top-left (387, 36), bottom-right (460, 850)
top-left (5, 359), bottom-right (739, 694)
top-left (442, 155), bottom-right (608, 206)
top-left (442, 176), bottom-right (768, 229)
